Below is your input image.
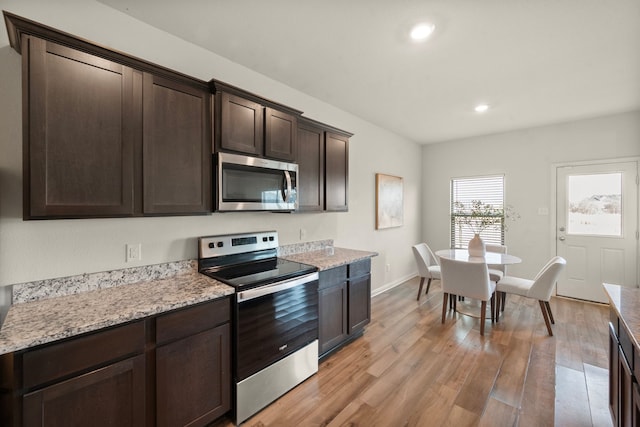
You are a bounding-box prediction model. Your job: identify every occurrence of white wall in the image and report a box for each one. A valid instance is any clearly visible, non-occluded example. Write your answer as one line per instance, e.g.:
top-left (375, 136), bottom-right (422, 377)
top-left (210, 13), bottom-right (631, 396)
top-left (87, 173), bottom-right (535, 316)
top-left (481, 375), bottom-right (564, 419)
top-left (0, 0), bottom-right (422, 293)
top-left (422, 110), bottom-right (640, 278)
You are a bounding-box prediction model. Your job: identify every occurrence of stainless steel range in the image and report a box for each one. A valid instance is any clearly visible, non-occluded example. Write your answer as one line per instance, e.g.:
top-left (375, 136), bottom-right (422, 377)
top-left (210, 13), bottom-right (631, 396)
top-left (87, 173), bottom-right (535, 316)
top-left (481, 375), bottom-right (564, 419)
top-left (198, 231), bottom-right (319, 425)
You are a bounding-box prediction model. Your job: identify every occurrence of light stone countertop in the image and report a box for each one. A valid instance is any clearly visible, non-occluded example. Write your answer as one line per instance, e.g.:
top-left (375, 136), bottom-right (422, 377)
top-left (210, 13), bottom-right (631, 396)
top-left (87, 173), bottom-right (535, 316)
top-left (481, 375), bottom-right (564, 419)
top-left (0, 245), bottom-right (377, 356)
top-left (604, 283), bottom-right (640, 349)
top-left (283, 247), bottom-right (378, 271)
top-left (0, 269), bottom-right (233, 355)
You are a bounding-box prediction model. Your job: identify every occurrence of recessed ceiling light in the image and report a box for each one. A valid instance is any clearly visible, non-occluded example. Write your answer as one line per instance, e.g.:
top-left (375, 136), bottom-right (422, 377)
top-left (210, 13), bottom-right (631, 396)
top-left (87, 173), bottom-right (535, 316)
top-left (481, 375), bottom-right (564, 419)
top-left (410, 23), bottom-right (435, 41)
top-left (474, 104), bottom-right (490, 113)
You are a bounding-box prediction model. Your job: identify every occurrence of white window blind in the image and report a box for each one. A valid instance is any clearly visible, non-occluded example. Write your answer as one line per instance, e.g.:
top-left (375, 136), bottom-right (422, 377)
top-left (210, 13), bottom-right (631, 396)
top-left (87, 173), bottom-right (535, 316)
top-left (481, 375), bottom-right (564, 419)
top-left (451, 175), bottom-right (505, 248)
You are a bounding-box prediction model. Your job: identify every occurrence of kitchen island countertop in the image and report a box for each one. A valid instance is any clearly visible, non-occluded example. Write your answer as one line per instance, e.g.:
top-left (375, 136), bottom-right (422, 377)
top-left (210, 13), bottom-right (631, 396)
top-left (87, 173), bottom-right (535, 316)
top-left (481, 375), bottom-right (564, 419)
top-left (604, 283), bottom-right (640, 349)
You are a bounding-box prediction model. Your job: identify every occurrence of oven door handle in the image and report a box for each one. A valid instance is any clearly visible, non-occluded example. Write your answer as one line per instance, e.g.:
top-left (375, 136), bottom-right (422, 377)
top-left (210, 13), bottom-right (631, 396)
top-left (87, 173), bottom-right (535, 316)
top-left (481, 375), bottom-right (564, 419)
top-left (237, 272), bottom-right (319, 303)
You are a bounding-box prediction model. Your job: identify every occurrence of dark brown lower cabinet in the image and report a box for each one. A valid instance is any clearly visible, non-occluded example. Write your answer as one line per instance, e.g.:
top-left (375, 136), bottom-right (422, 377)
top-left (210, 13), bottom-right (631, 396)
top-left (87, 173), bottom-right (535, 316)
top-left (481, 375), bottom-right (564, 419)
top-left (611, 323), bottom-right (621, 425)
top-left (610, 311), bottom-right (638, 427)
top-left (156, 324), bottom-right (231, 427)
top-left (619, 346), bottom-right (634, 427)
top-left (23, 355), bottom-right (146, 427)
top-left (319, 271), bottom-right (348, 355)
top-left (0, 298), bottom-right (231, 427)
top-left (633, 382), bottom-right (640, 426)
top-left (319, 259), bottom-right (371, 358)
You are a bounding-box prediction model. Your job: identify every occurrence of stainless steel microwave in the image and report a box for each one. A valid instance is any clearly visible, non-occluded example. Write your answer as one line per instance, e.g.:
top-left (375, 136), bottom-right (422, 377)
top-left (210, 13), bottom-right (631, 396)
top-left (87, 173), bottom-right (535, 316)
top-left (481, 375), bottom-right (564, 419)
top-left (216, 152), bottom-right (298, 212)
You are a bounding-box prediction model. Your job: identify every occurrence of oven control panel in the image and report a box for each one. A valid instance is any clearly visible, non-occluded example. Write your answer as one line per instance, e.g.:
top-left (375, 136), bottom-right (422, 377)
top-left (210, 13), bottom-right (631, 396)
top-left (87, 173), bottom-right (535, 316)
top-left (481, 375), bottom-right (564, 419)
top-left (199, 231), bottom-right (279, 258)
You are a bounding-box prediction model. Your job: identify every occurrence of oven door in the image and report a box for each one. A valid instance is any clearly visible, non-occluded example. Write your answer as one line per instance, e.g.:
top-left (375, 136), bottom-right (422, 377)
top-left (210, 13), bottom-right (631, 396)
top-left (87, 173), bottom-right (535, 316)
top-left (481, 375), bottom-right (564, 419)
top-left (235, 272), bottom-right (318, 381)
top-left (217, 152), bottom-right (298, 211)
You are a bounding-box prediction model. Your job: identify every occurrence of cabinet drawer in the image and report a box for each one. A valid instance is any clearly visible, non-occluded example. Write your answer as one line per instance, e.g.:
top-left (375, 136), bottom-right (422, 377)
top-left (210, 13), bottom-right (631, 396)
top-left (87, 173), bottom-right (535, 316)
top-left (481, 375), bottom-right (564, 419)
top-left (349, 259), bottom-right (371, 279)
top-left (319, 266), bottom-right (347, 289)
top-left (619, 324), bottom-right (634, 370)
top-left (156, 298), bottom-right (230, 346)
top-left (23, 320), bottom-right (145, 389)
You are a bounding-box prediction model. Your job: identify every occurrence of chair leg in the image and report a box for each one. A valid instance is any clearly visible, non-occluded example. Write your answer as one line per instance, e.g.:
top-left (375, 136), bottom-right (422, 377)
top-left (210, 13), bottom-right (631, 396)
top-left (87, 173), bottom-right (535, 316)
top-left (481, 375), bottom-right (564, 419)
top-left (495, 292), bottom-right (501, 322)
top-left (480, 300), bottom-right (487, 336)
top-left (442, 293), bottom-right (449, 323)
top-left (545, 301), bottom-right (555, 324)
top-left (425, 278), bottom-right (432, 295)
top-left (490, 293), bottom-right (495, 323)
top-left (539, 300), bottom-right (553, 336)
top-left (501, 292), bottom-right (506, 312)
top-left (416, 277), bottom-right (425, 301)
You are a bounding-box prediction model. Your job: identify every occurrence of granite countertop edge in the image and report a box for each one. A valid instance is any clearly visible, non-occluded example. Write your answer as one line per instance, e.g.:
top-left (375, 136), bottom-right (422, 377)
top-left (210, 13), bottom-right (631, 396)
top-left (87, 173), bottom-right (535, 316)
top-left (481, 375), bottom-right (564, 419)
top-left (282, 247), bottom-right (378, 271)
top-left (0, 270), bottom-right (234, 355)
top-left (603, 283), bottom-right (640, 350)
top-left (0, 246), bottom-right (377, 355)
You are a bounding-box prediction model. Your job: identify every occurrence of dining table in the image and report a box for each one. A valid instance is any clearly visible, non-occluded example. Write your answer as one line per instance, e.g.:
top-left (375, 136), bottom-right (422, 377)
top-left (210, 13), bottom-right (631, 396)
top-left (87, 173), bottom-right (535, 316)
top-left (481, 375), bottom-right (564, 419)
top-left (435, 248), bottom-right (522, 265)
top-left (435, 248), bottom-right (522, 319)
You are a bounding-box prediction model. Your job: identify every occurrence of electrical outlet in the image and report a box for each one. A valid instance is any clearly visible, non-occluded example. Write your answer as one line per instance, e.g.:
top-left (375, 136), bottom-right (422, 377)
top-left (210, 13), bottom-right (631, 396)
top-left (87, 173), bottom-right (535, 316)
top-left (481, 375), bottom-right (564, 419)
top-left (299, 228), bottom-right (307, 240)
top-left (126, 243), bottom-right (141, 262)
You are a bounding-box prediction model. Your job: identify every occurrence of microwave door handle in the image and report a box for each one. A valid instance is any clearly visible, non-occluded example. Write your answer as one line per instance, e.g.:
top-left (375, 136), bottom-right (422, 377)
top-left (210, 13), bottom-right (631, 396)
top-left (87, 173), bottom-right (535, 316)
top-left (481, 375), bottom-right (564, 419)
top-left (282, 171), bottom-right (292, 202)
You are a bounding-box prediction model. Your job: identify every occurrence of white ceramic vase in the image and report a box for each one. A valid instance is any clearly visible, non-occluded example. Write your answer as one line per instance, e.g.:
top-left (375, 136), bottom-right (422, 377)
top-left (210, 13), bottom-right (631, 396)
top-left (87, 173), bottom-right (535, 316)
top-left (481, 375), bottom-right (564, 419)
top-left (468, 234), bottom-right (486, 257)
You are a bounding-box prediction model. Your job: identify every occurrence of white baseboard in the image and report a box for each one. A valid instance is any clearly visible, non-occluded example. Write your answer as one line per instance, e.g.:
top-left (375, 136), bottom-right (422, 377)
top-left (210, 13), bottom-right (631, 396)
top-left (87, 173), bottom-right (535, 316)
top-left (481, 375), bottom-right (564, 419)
top-left (371, 272), bottom-right (418, 297)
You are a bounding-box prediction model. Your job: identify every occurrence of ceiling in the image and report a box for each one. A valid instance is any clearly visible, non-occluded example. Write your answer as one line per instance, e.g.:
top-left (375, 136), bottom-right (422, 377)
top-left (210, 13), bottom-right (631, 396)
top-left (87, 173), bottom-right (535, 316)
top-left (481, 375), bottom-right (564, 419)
top-left (100, 0), bottom-right (640, 144)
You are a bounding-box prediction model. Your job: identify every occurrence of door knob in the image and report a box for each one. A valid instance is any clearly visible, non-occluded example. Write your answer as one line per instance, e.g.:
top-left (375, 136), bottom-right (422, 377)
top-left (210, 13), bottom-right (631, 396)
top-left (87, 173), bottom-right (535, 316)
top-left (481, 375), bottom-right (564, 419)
top-left (559, 226), bottom-right (565, 232)
top-left (559, 236), bottom-right (566, 241)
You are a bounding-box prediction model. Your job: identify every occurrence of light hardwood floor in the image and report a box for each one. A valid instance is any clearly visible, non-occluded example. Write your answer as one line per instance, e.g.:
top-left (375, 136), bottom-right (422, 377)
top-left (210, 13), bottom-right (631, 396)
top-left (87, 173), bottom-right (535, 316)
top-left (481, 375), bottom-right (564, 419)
top-left (213, 277), bottom-right (612, 427)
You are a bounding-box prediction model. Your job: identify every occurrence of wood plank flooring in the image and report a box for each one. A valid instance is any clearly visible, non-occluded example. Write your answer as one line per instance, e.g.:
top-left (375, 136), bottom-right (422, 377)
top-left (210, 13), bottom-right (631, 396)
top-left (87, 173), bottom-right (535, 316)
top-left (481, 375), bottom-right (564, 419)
top-left (212, 277), bottom-right (612, 426)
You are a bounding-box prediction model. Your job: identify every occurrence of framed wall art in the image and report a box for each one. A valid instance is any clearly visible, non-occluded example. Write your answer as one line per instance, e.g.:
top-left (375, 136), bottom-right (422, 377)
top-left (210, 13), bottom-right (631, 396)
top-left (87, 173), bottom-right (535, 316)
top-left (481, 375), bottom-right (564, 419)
top-left (375, 173), bottom-right (403, 229)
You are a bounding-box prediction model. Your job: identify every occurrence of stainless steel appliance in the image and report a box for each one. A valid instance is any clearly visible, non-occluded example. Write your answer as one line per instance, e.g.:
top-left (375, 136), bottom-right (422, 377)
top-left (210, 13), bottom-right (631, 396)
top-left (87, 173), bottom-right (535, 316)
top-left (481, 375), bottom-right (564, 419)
top-left (216, 152), bottom-right (298, 212)
top-left (198, 231), bottom-right (318, 424)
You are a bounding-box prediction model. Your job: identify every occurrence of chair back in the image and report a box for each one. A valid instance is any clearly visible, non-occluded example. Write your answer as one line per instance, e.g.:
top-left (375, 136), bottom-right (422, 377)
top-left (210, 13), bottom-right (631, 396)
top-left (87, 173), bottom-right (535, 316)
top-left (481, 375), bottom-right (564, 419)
top-left (440, 257), bottom-right (493, 301)
top-left (412, 243), bottom-right (438, 278)
top-left (486, 244), bottom-right (507, 274)
top-left (528, 256), bottom-right (567, 301)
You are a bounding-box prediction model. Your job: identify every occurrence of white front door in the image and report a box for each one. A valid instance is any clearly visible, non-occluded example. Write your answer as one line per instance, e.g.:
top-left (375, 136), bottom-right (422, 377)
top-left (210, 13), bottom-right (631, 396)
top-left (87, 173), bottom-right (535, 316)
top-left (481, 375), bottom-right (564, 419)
top-left (556, 161), bottom-right (639, 303)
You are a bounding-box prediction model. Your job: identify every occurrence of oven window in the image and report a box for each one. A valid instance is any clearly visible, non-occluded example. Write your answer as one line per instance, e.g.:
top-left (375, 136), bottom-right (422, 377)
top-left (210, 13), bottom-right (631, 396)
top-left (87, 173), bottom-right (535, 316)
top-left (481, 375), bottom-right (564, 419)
top-left (222, 164), bottom-right (285, 203)
top-left (235, 280), bottom-right (318, 381)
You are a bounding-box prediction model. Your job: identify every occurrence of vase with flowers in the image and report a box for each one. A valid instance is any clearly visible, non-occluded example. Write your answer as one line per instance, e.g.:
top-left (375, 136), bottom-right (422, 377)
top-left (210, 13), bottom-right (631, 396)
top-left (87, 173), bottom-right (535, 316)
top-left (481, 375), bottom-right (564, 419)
top-left (452, 200), bottom-right (520, 257)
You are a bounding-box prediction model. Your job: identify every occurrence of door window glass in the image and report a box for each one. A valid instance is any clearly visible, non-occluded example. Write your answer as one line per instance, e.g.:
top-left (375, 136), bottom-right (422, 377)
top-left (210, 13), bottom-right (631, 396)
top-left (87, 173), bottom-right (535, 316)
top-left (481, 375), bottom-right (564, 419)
top-left (567, 173), bottom-right (622, 236)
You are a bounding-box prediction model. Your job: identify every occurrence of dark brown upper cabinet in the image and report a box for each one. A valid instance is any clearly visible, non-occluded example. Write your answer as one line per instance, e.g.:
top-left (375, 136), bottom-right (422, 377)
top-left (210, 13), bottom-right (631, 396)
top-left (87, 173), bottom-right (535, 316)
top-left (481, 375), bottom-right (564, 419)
top-left (218, 92), bottom-right (264, 156)
top-left (297, 117), bottom-right (351, 212)
top-left (325, 132), bottom-right (349, 212)
top-left (23, 36), bottom-right (137, 219)
top-left (5, 12), bottom-right (212, 219)
top-left (212, 81), bottom-right (301, 162)
top-left (142, 74), bottom-right (211, 215)
top-left (297, 119), bottom-right (325, 211)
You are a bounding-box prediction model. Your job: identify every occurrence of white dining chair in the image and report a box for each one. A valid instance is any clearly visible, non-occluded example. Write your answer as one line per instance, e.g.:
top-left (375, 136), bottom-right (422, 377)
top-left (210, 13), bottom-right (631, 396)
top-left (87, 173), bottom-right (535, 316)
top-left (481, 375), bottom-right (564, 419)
top-left (440, 257), bottom-right (496, 336)
top-left (412, 243), bottom-right (441, 300)
top-left (486, 244), bottom-right (507, 282)
top-left (495, 256), bottom-right (566, 336)
top-left (486, 244), bottom-right (507, 309)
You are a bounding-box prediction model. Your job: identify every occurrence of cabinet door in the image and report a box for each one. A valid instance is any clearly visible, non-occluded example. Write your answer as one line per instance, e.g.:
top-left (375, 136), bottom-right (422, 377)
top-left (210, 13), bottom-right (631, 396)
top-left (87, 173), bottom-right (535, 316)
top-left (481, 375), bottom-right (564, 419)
top-left (22, 355), bottom-right (145, 427)
top-left (265, 107), bottom-right (297, 161)
top-left (348, 275), bottom-right (371, 334)
top-left (142, 74), bottom-right (211, 214)
top-left (219, 92), bottom-right (263, 156)
top-left (610, 324), bottom-right (620, 425)
top-left (620, 345), bottom-right (633, 427)
top-left (156, 323), bottom-right (231, 427)
top-left (25, 36), bottom-right (136, 218)
top-left (319, 282), bottom-right (348, 355)
top-left (325, 132), bottom-right (349, 211)
top-left (297, 123), bottom-right (325, 211)
top-left (633, 381), bottom-right (640, 427)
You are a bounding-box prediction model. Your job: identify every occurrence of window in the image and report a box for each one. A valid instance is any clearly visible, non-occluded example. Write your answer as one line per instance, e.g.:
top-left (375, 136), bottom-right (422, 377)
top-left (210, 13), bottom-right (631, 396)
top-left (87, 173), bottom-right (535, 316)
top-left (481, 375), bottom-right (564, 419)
top-left (451, 175), bottom-right (505, 248)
